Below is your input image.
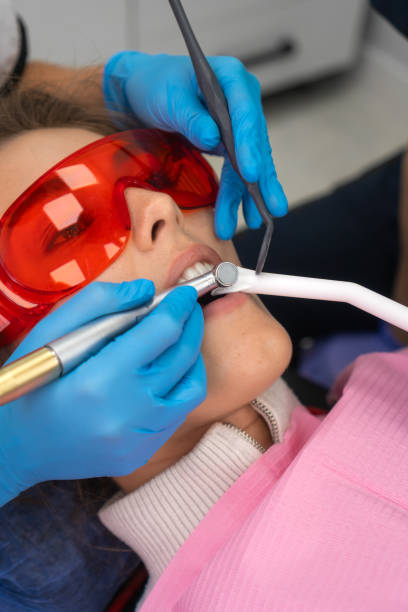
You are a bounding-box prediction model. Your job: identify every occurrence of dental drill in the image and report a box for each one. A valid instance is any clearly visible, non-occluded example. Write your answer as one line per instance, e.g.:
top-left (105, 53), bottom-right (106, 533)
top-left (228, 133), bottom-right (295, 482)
top-left (2, 260), bottom-right (408, 406)
top-left (0, 262), bottom-right (238, 406)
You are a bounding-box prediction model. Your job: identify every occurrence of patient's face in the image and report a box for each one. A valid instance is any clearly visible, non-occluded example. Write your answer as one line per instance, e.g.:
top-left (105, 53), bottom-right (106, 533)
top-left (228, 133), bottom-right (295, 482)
top-left (0, 128), bottom-right (292, 429)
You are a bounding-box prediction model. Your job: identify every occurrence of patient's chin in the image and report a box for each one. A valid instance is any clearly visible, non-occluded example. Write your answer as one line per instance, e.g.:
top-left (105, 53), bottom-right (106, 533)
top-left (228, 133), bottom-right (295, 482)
top-left (191, 302), bottom-right (292, 427)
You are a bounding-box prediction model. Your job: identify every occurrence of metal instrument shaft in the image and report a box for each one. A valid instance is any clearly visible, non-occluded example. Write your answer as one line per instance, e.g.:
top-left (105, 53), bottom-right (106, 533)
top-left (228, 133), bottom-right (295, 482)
top-left (168, 0), bottom-right (273, 274)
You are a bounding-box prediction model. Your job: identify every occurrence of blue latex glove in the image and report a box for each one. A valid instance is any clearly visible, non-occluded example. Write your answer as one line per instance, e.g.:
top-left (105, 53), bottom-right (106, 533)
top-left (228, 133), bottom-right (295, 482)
top-left (0, 280), bottom-right (205, 506)
top-left (103, 51), bottom-right (288, 239)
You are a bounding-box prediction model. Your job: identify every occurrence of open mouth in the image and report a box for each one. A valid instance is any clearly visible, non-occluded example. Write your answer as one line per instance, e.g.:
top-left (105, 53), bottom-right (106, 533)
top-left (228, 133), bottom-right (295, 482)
top-left (177, 260), bottom-right (224, 308)
top-left (198, 291), bottom-right (222, 308)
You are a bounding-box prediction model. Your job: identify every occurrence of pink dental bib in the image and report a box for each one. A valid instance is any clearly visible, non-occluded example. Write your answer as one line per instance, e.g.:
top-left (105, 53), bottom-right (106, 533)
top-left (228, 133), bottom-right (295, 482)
top-left (141, 350), bottom-right (408, 611)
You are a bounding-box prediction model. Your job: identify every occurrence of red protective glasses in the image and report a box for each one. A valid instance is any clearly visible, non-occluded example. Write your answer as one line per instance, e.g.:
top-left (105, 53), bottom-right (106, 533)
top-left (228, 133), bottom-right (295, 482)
top-left (0, 128), bottom-right (218, 346)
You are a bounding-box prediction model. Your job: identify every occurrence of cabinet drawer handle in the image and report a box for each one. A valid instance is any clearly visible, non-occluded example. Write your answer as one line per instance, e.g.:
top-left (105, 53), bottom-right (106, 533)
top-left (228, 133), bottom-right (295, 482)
top-left (236, 37), bottom-right (297, 68)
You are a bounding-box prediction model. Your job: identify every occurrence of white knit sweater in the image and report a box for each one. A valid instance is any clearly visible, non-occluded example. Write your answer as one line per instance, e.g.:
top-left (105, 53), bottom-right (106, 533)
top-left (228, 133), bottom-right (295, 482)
top-left (99, 378), bottom-right (299, 606)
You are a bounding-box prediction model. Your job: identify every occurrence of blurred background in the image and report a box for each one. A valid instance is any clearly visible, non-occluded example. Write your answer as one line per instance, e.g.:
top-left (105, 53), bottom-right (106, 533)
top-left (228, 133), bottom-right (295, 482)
top-left (13, 0), bottom-right (408, 211)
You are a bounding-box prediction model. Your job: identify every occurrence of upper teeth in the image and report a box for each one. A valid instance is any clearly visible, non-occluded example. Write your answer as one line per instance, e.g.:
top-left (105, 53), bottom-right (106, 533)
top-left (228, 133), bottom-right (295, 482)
top-left (177, 261), bottom-right (214, 283)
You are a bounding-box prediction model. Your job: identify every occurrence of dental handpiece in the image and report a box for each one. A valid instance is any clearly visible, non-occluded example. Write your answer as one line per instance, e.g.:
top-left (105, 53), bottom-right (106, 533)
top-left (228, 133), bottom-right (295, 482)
top-left (0, 262), bottom-right (238, 406)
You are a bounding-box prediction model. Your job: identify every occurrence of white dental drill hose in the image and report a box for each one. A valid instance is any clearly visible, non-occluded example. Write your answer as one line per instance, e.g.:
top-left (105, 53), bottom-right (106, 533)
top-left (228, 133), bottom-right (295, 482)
top-left (213, 266), bottom-right (408, 333)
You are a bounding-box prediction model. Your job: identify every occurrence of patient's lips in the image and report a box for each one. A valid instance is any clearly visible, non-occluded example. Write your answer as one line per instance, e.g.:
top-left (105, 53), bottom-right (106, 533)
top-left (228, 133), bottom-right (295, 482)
top-left (166, 244), bottom-right (222, 289)
top-left (166, 243), bottom-right (248, 318)
top-left (202, 291), bottom-right (247, 319)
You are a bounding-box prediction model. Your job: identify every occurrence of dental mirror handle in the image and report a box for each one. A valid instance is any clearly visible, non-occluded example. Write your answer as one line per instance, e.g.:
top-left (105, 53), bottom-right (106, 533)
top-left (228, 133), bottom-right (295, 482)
top-left (169, 0), bottom-right (272, 231)
top-left (168, 0), bottom-right (273, 274)
top-left (0, 263), bottom-right (238, 406)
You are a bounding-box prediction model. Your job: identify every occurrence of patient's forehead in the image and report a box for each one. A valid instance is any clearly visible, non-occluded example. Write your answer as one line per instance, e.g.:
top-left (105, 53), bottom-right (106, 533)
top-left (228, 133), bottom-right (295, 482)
top-left (0, 127), bottom-right (102, 216)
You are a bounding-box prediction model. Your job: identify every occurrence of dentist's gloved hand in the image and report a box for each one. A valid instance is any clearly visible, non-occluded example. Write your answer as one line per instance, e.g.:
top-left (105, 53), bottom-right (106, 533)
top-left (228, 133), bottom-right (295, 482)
top-left (0, 280), bottom-right (206, 507)
top-left (103, 51), bottom-right (288, 239)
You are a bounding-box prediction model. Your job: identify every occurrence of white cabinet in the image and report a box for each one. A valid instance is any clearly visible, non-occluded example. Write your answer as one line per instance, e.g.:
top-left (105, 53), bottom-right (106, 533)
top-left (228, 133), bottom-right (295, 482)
top-left (13, 0), bottom-right (128, 65)
top-left (14, 0), bottom-right (368, 93)
top-left (137, 0), bottom-right (368, 93)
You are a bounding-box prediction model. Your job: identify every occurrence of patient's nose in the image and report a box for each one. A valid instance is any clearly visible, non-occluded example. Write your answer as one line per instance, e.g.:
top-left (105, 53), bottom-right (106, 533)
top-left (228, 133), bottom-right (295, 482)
top-left (125, 188), bottom-right (183, 252)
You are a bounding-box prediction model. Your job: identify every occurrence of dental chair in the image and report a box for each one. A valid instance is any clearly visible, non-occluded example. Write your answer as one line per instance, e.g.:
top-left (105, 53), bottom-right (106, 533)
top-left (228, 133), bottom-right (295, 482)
top-left (105, 564), bottom-right (148, 612)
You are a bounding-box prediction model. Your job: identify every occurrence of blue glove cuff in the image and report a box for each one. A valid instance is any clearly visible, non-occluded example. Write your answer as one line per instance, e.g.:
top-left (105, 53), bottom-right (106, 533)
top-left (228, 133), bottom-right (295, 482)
top-left (103, 50), bottom-right (142, 116)
top-left (0, 477), bottom-right (21, 507)
top-left (0, 423), bottom-right (27, 507)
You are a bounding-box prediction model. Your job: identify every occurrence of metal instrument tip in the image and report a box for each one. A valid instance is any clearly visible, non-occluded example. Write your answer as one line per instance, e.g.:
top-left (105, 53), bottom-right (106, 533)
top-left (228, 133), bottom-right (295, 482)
top-left (255, 221), bottom-right (273, 274)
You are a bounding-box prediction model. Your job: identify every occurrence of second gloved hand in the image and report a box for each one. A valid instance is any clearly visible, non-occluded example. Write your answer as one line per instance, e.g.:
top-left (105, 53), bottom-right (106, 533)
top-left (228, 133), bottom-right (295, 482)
top-left (0, 279), bottom-right (206, 506)
top-left (103, 51), bottom-right (288, 239)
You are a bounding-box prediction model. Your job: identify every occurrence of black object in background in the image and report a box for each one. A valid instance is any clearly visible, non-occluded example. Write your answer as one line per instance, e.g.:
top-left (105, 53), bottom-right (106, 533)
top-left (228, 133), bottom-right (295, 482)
top-left (234, 153), bottom-right (402, 357)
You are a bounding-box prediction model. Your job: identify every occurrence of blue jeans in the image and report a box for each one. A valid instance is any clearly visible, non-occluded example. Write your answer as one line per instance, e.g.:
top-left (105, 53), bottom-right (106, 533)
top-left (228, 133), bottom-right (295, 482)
top-left (0, 479), bottom-right (139, 611)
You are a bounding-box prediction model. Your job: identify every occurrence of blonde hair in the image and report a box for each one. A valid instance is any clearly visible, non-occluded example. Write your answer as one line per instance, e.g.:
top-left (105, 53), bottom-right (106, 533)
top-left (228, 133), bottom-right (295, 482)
top-left (0, 87), bottom-right (118, 138)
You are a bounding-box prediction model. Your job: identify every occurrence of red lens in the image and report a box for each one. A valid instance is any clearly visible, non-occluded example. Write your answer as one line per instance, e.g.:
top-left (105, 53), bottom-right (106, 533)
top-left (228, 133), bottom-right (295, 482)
top-left (0, 129), bottom-right (218, 346)
top-left (117, 130), bottom-right (218, 210)
top-left (0, 129), bottom-right (218, 301)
